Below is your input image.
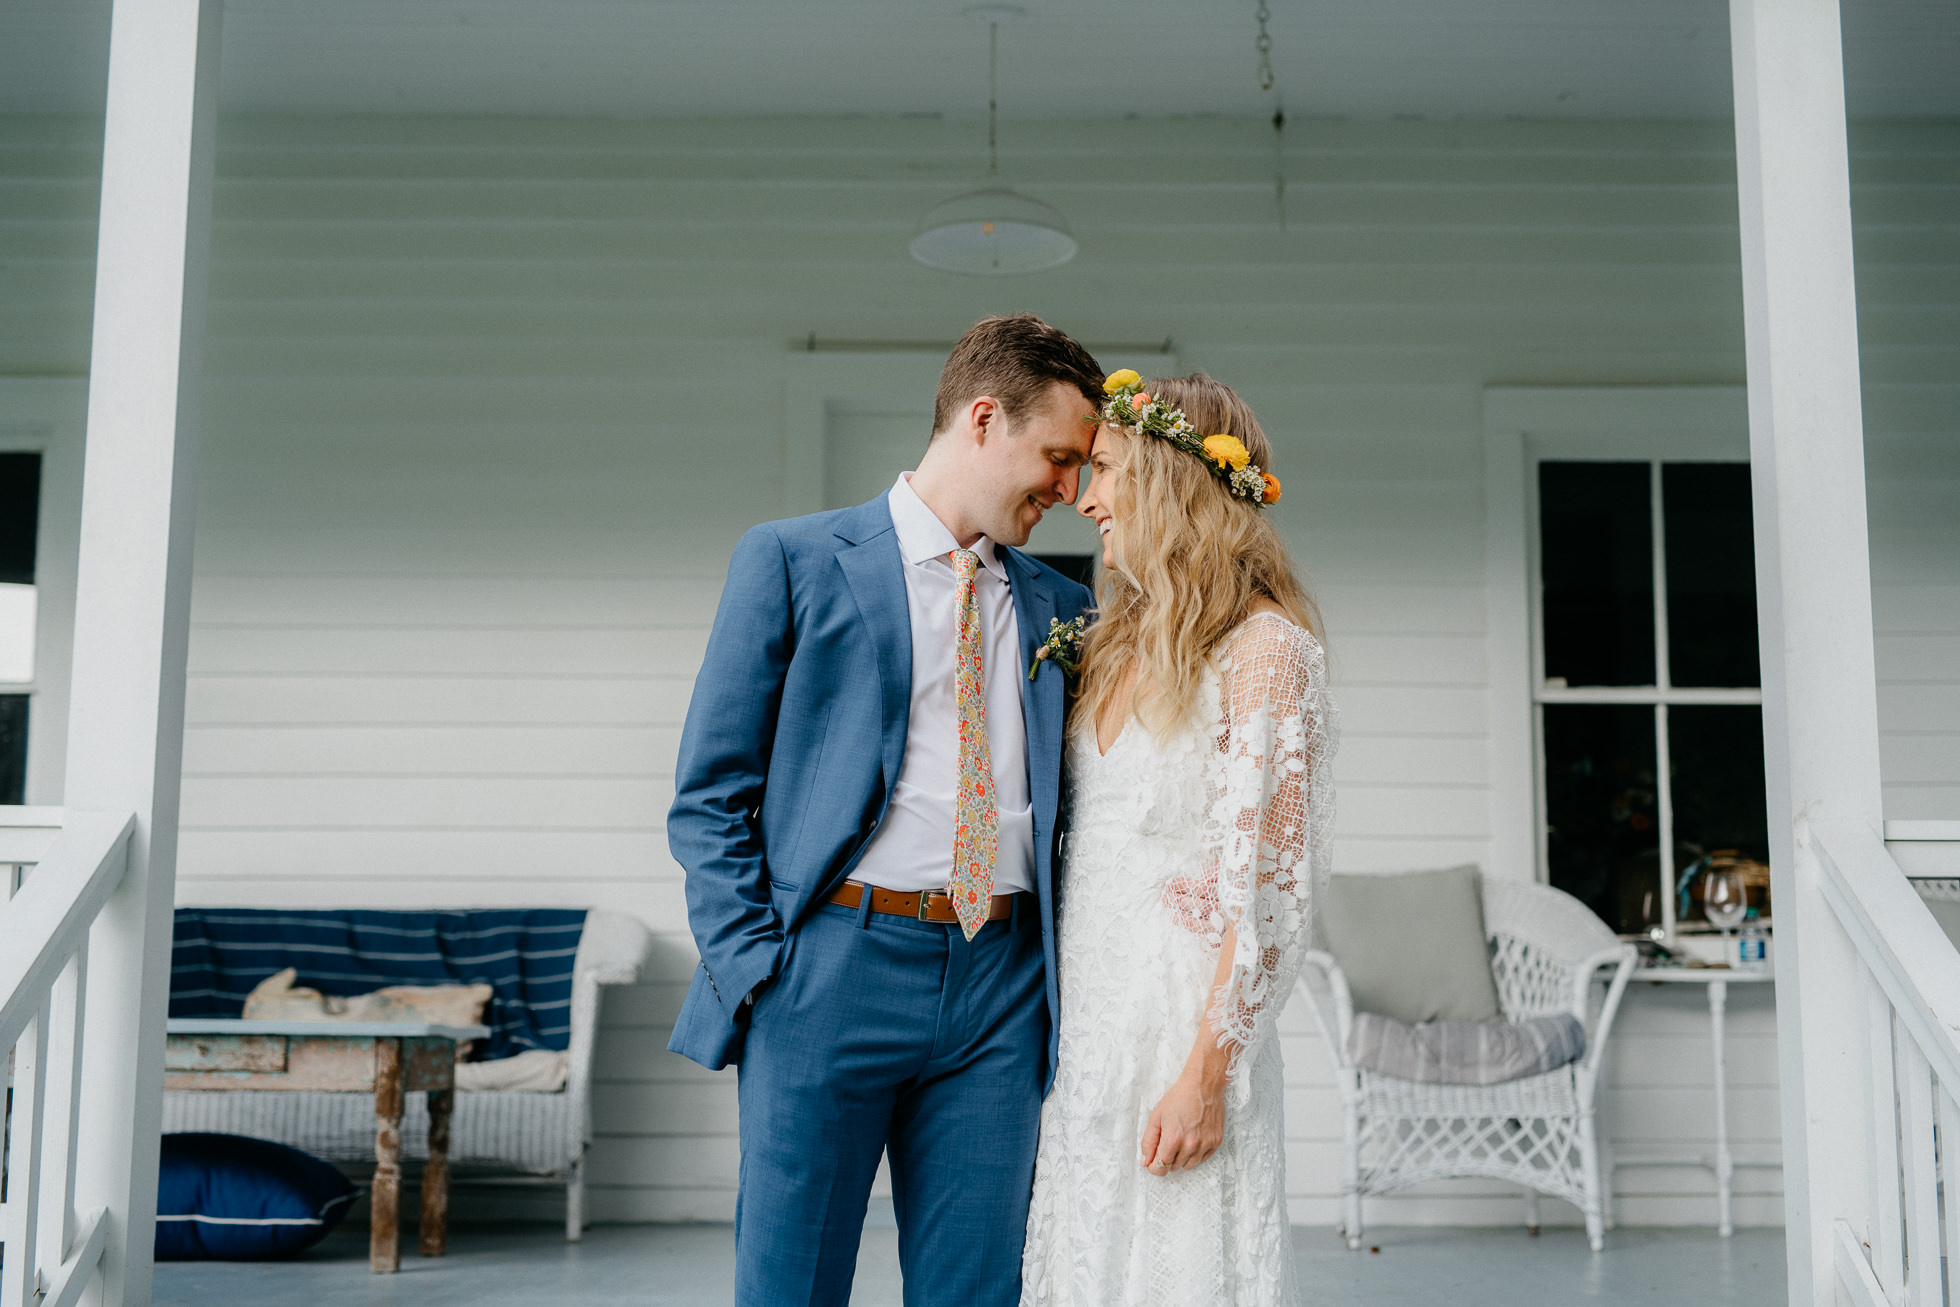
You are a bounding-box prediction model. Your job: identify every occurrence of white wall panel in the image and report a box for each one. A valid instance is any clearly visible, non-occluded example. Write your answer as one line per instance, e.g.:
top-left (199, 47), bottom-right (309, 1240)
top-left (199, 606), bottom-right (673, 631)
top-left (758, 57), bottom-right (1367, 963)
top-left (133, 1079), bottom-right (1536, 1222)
top-left (3, 111), bottom-right (1955, 1231)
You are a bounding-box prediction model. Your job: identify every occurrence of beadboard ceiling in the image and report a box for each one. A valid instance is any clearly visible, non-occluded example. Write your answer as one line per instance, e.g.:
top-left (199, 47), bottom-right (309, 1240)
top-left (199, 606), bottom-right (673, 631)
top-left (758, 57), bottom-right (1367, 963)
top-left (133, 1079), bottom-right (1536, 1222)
top-left (3, 0), bottom-right (1956, 120)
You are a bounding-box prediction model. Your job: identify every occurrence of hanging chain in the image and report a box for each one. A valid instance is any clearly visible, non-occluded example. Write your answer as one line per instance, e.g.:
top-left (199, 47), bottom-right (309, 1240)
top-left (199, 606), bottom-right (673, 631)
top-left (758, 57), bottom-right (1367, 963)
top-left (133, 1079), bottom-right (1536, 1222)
top-left (1255, 0), bottom-right (1275, 91)
top-left (988, 21), bottom-right (999, 177)
top-left (1273, 106), bottom-right (1287, 230)
top-left (1258, 0), bottom-right (1284, 228)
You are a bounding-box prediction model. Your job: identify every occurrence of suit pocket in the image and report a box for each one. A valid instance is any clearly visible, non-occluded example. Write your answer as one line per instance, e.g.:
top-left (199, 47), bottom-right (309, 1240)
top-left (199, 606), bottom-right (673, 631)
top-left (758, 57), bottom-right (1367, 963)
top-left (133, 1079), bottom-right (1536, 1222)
top-left (750, 924), bottom-right (800, 1023)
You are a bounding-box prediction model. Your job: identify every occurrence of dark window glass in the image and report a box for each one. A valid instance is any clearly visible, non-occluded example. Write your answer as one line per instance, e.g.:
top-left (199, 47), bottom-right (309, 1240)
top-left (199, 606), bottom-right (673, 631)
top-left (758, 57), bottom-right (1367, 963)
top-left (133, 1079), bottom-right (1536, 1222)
top-left (0, 452), bottom-right (38, 586)
top-left (1670, 705), bottom-right (1771, 923)
top-left (1030, 554), bottom-right (1097, 589)
top-left (1544, 703), bottom-right (1660, 935)
top-left (0, 696), bottom-right (26, 804)
top-left (1539, 462), bottom-right (1654, 686)
top-left (1663, 464), bottom-right (1760, 688)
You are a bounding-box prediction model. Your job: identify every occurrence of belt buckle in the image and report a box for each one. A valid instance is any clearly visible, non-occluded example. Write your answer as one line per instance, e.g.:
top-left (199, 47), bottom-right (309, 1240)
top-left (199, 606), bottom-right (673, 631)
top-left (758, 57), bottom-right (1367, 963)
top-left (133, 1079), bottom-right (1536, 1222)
top-left (917, 891), bottom-right (938, 922)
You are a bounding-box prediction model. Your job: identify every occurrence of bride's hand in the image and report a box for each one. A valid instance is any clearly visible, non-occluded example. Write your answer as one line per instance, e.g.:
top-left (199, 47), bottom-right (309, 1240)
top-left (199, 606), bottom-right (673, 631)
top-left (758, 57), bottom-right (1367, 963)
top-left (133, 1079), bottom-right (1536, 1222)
top-left (1143, 926), bottom-right (1240, 1175)
top-left (1140, 1056), bottom-right (1228, 1175)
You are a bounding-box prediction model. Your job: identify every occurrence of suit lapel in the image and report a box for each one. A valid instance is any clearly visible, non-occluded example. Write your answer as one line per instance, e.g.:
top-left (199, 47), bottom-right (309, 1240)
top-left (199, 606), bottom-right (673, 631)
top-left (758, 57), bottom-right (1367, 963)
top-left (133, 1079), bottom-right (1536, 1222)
top-left (834, 500), bottom-right (912, 791)
top-left (1004, 551), bottom-right (1062, 843)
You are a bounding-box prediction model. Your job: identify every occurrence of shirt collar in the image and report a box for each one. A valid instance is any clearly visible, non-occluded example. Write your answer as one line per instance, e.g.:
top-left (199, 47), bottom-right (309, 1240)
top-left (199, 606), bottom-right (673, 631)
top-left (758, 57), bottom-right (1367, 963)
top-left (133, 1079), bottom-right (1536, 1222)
top-left (888, 473), bottom-right (1008, 581)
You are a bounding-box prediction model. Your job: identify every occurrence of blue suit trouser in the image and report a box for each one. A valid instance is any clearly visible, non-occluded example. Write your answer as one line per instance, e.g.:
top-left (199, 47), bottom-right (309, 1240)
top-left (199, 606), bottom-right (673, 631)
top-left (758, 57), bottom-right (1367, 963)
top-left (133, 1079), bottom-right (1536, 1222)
top-left (734, 899), bottom-right (1048, 1307)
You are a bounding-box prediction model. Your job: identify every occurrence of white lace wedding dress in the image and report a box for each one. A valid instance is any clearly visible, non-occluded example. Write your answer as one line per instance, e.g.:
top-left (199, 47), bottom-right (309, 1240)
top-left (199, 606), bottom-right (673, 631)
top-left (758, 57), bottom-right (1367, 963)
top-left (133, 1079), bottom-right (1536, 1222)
top-left (1021, 612), bottom-right (1337, 1307)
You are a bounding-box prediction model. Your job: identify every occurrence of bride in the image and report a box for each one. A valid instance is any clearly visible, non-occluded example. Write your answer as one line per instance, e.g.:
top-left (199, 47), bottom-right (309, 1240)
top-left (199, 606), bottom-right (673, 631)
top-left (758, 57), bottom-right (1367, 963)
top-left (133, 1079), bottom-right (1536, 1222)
top-left (1021, 371), bottom-right (1336, 1306)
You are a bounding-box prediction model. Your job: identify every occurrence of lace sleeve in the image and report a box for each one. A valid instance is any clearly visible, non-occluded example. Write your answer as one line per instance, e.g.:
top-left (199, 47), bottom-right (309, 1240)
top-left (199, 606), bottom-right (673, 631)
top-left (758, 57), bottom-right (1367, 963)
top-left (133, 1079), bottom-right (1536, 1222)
top-left (1206, 615), bottom-right (1337, 1104)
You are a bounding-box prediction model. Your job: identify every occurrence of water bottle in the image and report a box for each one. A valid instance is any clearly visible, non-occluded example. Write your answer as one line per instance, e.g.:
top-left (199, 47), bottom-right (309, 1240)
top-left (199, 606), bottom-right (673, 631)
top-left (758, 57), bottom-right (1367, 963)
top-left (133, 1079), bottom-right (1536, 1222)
top-left (1738, 909), bottom-right (1768, 971)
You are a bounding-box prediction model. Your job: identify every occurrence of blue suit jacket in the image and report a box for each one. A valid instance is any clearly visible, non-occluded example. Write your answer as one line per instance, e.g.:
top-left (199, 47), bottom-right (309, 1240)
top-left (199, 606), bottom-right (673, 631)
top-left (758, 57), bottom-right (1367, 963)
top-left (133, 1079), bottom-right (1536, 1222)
top-left (666, 494), bottom-right (1093, 1085)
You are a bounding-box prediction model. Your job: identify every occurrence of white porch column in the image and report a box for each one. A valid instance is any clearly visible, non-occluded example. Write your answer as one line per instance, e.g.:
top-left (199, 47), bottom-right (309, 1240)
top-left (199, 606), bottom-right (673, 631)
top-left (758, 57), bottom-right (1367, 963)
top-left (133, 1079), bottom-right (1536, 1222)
top-left (65, 2), bottom-right (221, 1305)
top-left (1727, 2), bottom-right (1883, 1304)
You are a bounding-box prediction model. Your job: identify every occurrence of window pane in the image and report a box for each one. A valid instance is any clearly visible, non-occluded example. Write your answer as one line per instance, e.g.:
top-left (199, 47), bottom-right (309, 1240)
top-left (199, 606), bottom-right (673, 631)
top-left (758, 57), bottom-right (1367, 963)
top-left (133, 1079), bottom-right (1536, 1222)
top-left (1663, 463), bottom-right (1760, 688)
top-left (1539, 462), bottom-right (1655, 686)
top-left (0, 452), bottom-right (39, 586)
top-left (0, 695), bottom-right (26, 804)
top-left (1544, 703), bottom-right (1660, 935)
top-left (1670, 705), bottom-right (1771, 923)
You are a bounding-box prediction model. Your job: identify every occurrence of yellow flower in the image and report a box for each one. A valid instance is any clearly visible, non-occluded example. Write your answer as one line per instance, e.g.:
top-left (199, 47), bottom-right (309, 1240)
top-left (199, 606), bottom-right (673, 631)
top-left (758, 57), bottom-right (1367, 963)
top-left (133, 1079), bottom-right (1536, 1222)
top-left (1203, 434), bottom-right (1251, 470)
top-left (1103, 368), bottom-right (1141, 394)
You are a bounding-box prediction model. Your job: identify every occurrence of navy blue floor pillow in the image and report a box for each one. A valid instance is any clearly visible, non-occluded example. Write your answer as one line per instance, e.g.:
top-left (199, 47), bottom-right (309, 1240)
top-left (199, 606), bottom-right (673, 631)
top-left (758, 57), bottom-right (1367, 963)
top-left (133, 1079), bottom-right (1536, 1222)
top-left (156, 1133), bottom-right (357, 1260)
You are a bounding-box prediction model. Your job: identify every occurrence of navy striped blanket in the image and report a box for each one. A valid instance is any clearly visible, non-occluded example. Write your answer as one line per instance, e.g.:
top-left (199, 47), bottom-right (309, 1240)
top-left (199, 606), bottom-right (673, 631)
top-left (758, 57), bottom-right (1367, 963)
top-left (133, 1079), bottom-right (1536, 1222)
top-left (170, 908), bottom-right (587, 1061)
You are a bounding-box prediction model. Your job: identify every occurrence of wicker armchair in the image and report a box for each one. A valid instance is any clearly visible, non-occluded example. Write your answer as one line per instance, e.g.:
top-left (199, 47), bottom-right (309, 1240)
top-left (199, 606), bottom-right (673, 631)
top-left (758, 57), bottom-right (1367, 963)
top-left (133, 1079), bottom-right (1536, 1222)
top-left (1299, 877), bottom-right (1636, 1251)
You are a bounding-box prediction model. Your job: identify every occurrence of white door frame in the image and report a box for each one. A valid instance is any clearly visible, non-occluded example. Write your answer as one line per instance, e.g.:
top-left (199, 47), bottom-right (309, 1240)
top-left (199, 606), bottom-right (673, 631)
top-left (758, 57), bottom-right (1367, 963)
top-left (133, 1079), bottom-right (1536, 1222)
top-left (0, 378), bottom-right (89, 805)
top-left (1482, 386), bottom-right (1750, 887)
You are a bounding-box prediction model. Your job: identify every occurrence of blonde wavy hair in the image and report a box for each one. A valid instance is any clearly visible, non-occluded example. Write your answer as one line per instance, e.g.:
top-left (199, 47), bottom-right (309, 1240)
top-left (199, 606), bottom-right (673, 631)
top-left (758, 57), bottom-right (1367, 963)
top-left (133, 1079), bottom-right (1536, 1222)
top-left (1075, 372), bottom-right (1322, 738)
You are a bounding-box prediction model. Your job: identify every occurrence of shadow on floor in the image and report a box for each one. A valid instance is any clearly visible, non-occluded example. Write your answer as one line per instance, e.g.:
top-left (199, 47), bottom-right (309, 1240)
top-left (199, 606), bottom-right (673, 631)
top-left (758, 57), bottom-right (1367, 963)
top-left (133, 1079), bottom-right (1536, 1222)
top-left (154, 1221), bottom-right (1787, 1306)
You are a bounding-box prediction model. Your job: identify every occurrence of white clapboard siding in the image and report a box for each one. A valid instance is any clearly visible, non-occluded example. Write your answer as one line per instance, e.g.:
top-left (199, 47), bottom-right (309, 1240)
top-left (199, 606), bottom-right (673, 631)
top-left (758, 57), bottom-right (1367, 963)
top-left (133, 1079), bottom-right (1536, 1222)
top-left (1, 111), bottom-right (1955, 1229)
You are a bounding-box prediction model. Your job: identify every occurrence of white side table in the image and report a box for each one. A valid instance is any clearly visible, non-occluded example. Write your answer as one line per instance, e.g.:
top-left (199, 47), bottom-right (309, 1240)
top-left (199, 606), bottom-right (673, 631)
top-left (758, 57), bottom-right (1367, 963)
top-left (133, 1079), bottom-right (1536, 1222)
top-left (1606, 964), bottom-right (1775, 1237)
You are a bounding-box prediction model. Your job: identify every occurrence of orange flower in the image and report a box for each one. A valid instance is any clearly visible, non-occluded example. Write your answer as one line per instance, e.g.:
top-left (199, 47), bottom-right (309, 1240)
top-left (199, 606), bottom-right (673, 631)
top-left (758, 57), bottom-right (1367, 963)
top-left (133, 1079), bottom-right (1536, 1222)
top-left (1132, 392), bottom-right (1151, 408)
top-left (1261, 472), bottom-right (1283, 504)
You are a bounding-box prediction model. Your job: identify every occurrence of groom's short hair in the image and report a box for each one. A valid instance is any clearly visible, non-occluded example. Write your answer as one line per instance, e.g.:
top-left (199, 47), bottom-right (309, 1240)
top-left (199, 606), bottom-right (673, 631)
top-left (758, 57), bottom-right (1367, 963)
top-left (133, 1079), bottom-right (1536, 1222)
top-left (932, 315), bottom-right (1104, 440)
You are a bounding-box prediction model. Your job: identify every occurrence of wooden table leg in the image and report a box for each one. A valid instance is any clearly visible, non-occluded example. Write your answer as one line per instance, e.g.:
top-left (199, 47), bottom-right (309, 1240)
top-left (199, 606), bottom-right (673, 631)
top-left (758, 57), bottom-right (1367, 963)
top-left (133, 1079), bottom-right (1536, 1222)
top-left (370, 1037), bottom-right (404, 1273)
top-left (420, 1087), bottom-right (452, 1256)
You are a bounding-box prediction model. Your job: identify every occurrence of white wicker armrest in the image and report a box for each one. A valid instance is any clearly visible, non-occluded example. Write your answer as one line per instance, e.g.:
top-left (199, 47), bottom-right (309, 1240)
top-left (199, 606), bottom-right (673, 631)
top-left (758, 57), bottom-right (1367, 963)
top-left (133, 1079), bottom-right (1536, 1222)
top-left (1297, 950), bottom-right (1355, 1066)
top-left (575, 910), bottom-right (650, 984)
top-left (563, 912), bottom-right (652, 1166)
top-left (1576, 943), bottom-right (1637, 1073)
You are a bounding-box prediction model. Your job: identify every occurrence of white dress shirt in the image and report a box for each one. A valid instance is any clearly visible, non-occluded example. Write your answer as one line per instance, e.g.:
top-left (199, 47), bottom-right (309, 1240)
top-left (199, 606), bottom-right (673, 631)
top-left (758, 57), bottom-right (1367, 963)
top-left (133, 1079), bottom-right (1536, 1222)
top-left (852, 473), bottom-right (1034, 896)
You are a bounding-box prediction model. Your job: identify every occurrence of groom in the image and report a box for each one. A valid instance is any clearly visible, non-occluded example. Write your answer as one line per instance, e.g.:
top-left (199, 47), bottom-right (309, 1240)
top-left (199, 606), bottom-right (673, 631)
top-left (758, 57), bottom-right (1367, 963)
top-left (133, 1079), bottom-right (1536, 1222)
top-left (667, 314), bottom-right (1102, 1306)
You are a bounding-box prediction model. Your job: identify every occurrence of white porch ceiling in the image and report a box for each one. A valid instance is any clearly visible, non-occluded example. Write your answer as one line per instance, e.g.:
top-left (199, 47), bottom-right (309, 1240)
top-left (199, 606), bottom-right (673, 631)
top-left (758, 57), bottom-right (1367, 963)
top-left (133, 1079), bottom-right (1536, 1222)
top-left (2, 0), bottom-right (1956, 120)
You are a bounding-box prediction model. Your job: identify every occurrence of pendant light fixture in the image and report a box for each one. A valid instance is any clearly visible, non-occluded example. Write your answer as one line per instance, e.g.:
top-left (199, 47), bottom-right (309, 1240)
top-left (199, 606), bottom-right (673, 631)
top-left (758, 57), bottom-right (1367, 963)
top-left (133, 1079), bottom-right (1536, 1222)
top-left (910, 13), bottom-right (1076, 276)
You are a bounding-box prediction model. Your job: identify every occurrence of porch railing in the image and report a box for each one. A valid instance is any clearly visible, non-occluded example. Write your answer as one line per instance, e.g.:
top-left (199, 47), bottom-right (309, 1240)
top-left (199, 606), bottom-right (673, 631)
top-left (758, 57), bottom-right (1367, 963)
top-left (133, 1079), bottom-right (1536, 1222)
top-left (1814, 819), bottom-right (1960, 1307)
top-left (0, 808), bottom-right (137, 1307)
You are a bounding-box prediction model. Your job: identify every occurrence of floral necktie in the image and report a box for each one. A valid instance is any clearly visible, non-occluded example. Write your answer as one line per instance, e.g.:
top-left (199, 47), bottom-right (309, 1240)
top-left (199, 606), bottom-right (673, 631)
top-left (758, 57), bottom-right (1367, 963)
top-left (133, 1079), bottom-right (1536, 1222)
top-left (949, 548), bottom-right (998, 940)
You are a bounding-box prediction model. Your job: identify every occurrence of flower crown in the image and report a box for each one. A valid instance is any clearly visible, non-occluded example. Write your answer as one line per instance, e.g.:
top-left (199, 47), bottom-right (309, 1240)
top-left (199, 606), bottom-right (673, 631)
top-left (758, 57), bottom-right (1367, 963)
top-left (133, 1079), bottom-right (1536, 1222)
top-left (1099, 371), bottom-right (1281, 506)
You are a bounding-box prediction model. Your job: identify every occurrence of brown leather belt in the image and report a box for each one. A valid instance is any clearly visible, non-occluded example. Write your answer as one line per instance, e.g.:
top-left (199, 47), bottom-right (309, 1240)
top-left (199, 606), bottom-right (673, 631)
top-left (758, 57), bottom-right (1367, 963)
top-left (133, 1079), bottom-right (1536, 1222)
top-left (827, 879), bottom-right (1020, 925)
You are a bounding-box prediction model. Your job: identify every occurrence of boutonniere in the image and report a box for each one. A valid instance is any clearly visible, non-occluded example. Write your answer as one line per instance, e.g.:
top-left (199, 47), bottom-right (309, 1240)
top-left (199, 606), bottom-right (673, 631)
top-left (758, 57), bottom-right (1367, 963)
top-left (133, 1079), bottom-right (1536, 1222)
top-left (1027, 615), bottom-right (1089, 680)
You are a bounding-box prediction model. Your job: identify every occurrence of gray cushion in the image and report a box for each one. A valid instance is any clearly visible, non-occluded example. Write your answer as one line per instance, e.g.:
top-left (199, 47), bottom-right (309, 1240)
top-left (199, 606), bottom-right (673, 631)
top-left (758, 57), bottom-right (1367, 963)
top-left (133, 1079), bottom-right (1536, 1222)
top-left (1346, 1012), bottom-right (1586, 1085)
top-left (1322, 865), bottom-right (1501, 1024)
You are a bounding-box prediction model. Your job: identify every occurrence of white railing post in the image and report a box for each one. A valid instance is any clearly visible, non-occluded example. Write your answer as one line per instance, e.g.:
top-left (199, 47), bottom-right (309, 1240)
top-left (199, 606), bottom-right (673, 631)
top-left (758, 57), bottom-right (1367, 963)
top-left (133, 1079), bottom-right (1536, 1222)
top-left (35, 946), bottom-right (89, 1295)
top-left (63, 1), bottom-right (221, 1305)
top-left (1813, 823), bottom-right (1960, 1306)
top-left (2, 1001), bottom-right (50, 1307)
top-left (1859, 966), bottom-right (1903, 1291)
top-left (1, 813), bottom-right (132, 1307)
top-left (1726, 1), bottom-right (1886, 1303)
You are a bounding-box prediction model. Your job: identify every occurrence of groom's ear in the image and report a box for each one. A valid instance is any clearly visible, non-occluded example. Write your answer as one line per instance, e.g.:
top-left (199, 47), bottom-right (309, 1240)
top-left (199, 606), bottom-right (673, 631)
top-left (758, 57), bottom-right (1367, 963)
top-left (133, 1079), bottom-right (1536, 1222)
top-left (963, 395), bottom-right (1006, 445)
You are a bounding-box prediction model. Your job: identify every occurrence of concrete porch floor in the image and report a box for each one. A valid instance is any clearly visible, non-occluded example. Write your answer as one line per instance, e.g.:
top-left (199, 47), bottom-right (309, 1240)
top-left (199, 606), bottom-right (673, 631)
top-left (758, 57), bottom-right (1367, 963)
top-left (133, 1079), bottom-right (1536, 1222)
top-left (154, 1221), bottom-right (1788, 1306)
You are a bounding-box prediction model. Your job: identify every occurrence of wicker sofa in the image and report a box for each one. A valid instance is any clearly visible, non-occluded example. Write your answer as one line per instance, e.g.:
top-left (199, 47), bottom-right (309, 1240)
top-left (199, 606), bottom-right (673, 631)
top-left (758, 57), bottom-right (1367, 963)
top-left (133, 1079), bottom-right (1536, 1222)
top-left (161, 909), bottom-right (648, 1240)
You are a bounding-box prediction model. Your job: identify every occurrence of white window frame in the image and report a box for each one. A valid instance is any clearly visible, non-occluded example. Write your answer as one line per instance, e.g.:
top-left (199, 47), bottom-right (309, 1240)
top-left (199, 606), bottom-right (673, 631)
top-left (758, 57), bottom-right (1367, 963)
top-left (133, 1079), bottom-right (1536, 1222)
top-left (0, 378), bottom-right (87, 805)
top-left (1484, 387), bottom-right (1758, 935)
